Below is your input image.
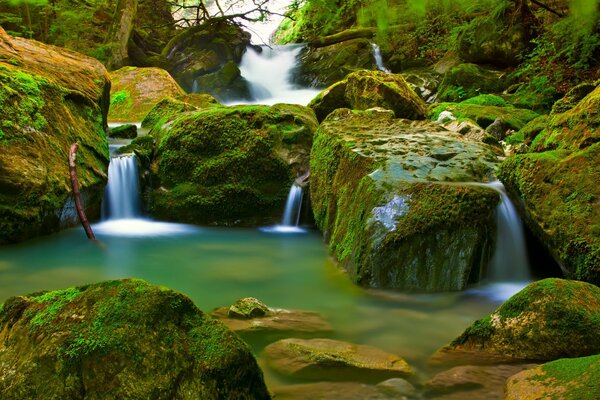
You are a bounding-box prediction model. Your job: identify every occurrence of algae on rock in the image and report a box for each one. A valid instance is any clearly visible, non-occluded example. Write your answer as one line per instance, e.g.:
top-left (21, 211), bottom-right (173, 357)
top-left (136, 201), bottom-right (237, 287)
top-left (0, 279), bottom-right (271, 399)
top-left (310, 109), bottom-right (500, 292)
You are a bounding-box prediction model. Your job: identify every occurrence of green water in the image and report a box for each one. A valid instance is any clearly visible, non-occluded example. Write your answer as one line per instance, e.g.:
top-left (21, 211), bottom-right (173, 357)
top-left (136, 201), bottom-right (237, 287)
top-left (0, 223), bottom-right (509, 393)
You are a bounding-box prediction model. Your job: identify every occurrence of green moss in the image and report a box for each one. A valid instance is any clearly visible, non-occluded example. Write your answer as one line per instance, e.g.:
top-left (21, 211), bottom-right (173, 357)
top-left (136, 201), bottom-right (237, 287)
top-left (452, 315), bottom-right (493, 346)
top-left (111, 89), bottom-right (129, 105)
top-left (536, 355), bottom-right (600, 400)
top-left (461, 94), bottom-right (508, 107)
top-left (28, 287), bottom-right (81, 329)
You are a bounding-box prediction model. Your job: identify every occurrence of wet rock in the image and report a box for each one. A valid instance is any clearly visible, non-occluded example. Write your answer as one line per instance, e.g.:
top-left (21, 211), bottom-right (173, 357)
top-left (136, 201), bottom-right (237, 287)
top-left (264, 338), bottom-right (413, 382)
top-left (485, 118), bottom-right (511, 140)
top-left (310, 109), bottom-right (500, 291)
top-left (401, 68), bottom-right (442, 103)
top-left (505, 355), bottom-right (600, 400)
top-left (309, 69), bottom-right (428, 122)
top-left (0, 27), bottom-right (109, 243)
top-left (272, 381), bottom-right (399, 400)
top-left (424, 364), bottom-right (534, 400)
top-left (192, 61), bottom-right (251, 102)
top-left (109, 123), bottom-right (137, 139)
top-left (442, 120), bottom-right (487, 142)
top-left (108, 66), bottom-right (185, 122)
top-left (211, 300), bottom-right (332, 334)
top-left (376, 378), bottom-right (418, 398)
top-left (0, 279), bottom-right (271, 399)
top-left (434, 279), bottom-right (600, 364)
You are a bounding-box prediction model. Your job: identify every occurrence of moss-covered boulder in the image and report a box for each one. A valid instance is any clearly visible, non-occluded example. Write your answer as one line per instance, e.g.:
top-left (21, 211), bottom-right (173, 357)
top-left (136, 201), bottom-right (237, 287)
top-left (163, 21), bottom-right (251, 92)
top-left (293, 39), bottom-right (377, 87)
top-left (108, 66), bottom-right (185, 122)
top-left (309, 70), bottom-right (428, 122)
top-left (437, 64), bottom-right (512, 102)
top-left (109, 123), bottom-right (137, 139)
top-left (0, 28), bottom-right (110, 243)
top-left (148, 104), bottom-right (318, 225)
top-left (435, 279), bottom-right (600, 363)
top-left (140, 95), bottom-right (220, 130)
top-left (505, 355), bottom-right (600, 400)
top-left (264, 338), bottom-right (413, 382)
top-left (193, 61), bottom-right (251, 102)
top-left (0, 279), bottom-right (270, 399)
top-left (310, 109), bottom-right (500, 291)
top-left (499, 85), bottom-right (600, 284)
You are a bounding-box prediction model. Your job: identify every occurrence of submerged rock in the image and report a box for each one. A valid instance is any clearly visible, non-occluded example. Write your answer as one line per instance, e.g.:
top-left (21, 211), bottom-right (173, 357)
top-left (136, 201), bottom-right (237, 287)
top-left (505, 355), bottom-right (600, 400)
top-left (499, 84), bottom-right (600, 284)
top-left (309, 69), bottom-right (428, 122)
top-left (264, 338), bottom-right (413, 382)
top-left (108, 66), bottom-right (185, 122)
top-left (0, 27), bottom-right (109, 243)
top-left (434, 278), bottom-right (600, 364)
top-left (211, 298), bottom-right (332, 334)
top-left (310, 109), bottom-right (500, 291)
top-left (0, 279), bottom-right (270, 399)
top-left (148, 104), bottom-right (318, 225)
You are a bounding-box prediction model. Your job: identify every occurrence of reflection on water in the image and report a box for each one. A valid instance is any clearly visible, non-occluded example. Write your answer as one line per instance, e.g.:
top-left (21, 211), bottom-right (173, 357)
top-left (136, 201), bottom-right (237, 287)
top-left (0, 224), bottom-right (510, 392)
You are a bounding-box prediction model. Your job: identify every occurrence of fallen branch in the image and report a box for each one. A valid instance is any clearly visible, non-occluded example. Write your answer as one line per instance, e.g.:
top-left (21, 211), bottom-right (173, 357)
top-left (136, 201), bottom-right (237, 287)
top-left (309, 27), bottom-right (377, 48)
top-left (69, 143), bottom-right (96, 241)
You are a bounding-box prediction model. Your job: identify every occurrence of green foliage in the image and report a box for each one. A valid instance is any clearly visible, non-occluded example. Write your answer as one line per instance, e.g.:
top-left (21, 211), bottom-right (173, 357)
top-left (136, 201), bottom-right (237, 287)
top-left (28, 287), bottom-right (81, 329)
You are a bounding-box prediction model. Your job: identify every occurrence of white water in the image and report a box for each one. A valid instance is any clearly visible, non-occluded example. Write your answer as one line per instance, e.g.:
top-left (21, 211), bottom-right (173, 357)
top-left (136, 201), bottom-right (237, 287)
top-left (261, 183), bottom-right (306, 234)
top-left (232, 45), bottom-right (321, 106)
top-left (371, 43), bottom-right (391, 73)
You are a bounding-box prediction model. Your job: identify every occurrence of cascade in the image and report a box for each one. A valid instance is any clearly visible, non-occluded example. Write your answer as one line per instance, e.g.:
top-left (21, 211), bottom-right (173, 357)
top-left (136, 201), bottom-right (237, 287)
top-left (486, 181), bottom-right (530, 281)
top-left (234, 45), bottom-right (321, 106)
top-left (281, 183), bottom-right (303, 226)
top-left (371, 43), bottom-right (391, 73)
top-left (102, 152), bottom-right (141, 220)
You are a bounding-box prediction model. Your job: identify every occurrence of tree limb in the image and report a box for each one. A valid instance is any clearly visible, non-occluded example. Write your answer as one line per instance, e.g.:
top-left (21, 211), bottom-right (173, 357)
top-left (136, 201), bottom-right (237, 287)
top-left (69, 143), bottom-right (96, 241)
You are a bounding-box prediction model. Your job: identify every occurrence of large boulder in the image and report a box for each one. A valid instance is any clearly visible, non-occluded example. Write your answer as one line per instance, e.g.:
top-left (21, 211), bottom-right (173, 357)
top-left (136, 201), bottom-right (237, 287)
top-left (264, 338), bottom-right (413, 382)
top-left (309, 70), bottom-right (428, 122)
top-left (0, 279), bottom-right (270, 399)
top-left (147, 104), bottom-right (318, 225)
top-left (499, 84), bottom-right (600, 284)
top-left (163, 21), bottom-right (251, 92)
top-left (0, 28), bottom-right (110, 243)
top-left (108, 66), bottom-right (185, 122)
top-left (434, 279), bottom-right (600, 363)
top-left (293, 39), bottom-right (377, 87)
top-left (436, 64), bottom-right (512, 102)
top-left (310, 109), bottom-right (500, 291)
top-left (505, 355), bottom-right (600, 400)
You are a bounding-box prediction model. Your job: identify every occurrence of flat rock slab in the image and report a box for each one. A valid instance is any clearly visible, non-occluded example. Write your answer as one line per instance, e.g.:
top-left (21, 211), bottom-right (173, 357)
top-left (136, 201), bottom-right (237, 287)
top-left (211, 307), bottom-right (332, 334)
top-left (264, 338), bottom-right (413, 382)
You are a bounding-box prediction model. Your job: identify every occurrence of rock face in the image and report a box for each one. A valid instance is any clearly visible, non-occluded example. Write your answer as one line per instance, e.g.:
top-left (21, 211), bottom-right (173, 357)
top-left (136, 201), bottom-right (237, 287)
top-left (309, 70), bottom-right (428, 122)
top-left (0, 279), bottom-right (270, 399)
top-left (505, 355), bottom-right (600, 400)
top-left (211, 298), bottom-right (332, 334)
top-left (163, 21), bottom-right (251, 92)
top-left (0, 28), bottom-right (110, 243)
top-left (436, 279), bottom-right (600, 363)
top-left (499, 84), bottom-right (600, 284)
top-left (310, 109), bottom-right (500, 291)
top-left (264, 338), bottom-right (413, 382)
top-left (108, 66), bottom-right (185, 122)
top-left (147, 104), bottom-right (318, 225)
top-left (293, 39), bottom-right (377, 87)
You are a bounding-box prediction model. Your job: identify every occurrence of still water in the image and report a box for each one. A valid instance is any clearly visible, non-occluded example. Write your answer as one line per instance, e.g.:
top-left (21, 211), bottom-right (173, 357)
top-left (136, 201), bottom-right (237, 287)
top-left (0, 223), bottom-right (520, 391)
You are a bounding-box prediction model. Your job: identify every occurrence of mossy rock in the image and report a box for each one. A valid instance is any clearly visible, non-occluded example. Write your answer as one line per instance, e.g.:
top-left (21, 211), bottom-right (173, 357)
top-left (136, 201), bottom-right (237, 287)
top-left (309, 69), bottom-right (428, 122)
top-left (293, 39), bottom-right (377, 87)
top-left (310, 109), bottom-right (500, 291)
top-left (437, 64), bottom-right (512, 102)
top-left (0, 279), bottom-right (270, 399)
top-left (429, 96), bottom-right (539, 134)
top-left (163, 21), bottom-right (251, 92)
top-left (0, 28), bottom-right (109, 243)
top-left (108, 66), bottom-right (185, 122)
top-left (109, 123), bottom-right (137, 139)
top-left (550, 81), bottom-right (597, 115)
top-left (140, 95), bottom-right (219, 131)
top-left (193, 61), bottom-right (252, 102)
top-left (438, 279), bottom-right (600, 363)
top-left (148, 104), bottom-right (318, 225)
top-left (505, 355), bottom-right (600, 400)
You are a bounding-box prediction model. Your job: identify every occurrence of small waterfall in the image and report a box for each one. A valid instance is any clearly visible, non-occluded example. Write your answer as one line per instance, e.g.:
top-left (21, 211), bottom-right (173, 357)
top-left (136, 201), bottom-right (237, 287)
top-left (102, 153), bottom-right (141, 220)
top-left (234, 45), bottom-right (320, 106)
top-left (371, 43), bottom-right (391, 73)
top-left (282, 183), bottom-right (303, 226)
top-left (487, 181), bottom-right (530, 282)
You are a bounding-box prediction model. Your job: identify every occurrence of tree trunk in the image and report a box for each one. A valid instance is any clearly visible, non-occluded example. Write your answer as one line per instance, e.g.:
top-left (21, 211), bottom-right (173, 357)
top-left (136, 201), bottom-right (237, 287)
top-left (309, 27), bottom-right (377, 48)
top-left (105, 0), bottom-right (138, 70)
top-left (69, 143), bottom-right (96, 241)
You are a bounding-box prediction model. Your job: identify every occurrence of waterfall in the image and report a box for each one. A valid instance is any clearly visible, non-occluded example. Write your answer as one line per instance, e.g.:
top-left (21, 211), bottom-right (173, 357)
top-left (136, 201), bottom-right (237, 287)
top-left (233, 45), bottom-right (321, 106)
top-left (371, 43), bottom-right (391, 73)
top-left (282, 183), bottom-right (303, 226)
top-left (486, 181), bottom-right (530, 281)
top-left (102, 153), bottom-right (141, 220)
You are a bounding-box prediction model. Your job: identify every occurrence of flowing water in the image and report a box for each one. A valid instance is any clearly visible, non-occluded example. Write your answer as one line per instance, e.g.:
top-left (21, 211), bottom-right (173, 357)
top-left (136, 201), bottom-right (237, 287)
top-left (371, 43), bottom-right (391, 73)
top-left (232, 45), bottom-right (321, 106)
